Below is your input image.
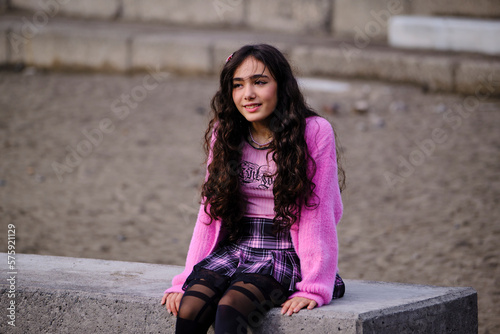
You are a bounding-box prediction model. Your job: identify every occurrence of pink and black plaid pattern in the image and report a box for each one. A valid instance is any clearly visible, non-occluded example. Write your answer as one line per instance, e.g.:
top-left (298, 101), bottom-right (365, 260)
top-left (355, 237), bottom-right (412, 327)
top-left (236, 217), bottom-right (294, 249)
top-left (194, 217), bottom-right (302, 292)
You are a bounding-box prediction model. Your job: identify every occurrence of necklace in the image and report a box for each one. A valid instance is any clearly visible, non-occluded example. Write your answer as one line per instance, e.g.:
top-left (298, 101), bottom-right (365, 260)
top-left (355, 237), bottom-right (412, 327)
top-left (249, 128), bottom-right (273, 147)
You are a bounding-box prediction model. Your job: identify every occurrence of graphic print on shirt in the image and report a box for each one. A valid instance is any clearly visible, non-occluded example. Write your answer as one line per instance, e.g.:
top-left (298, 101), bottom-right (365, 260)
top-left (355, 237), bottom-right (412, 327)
top-left (239, 160), bottom-right (274, 190)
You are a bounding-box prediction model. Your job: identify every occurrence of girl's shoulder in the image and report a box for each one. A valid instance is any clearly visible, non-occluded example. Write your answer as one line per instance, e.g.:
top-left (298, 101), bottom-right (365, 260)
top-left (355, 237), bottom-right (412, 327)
top-left (305, 116), bottom-right (334, 142)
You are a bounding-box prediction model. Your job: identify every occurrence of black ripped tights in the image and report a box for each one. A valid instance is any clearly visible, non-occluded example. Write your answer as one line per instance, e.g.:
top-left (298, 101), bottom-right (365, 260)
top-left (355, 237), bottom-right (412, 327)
top-left (175, 269), bottom-right (287, 334)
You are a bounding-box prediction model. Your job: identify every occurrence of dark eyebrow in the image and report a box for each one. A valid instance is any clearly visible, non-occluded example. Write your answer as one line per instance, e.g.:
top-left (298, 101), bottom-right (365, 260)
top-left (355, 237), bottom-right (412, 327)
top-left (232, 74), bottom-right (269, 82)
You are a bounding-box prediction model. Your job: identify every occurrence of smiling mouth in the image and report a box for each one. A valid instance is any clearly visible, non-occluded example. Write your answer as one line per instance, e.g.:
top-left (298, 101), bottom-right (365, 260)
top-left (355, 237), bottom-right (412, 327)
top-left (244, 104), bottom-right (262, 111)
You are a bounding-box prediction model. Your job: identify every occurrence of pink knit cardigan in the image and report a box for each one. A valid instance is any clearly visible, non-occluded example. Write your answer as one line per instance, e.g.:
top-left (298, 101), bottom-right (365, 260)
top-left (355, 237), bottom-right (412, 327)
top-left (165, 116), bottom-right (343, 307)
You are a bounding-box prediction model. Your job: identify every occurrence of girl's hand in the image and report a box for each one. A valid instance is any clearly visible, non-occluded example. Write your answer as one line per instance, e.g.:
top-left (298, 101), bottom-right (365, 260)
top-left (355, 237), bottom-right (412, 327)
top-left (161, 292), bottom-right (183, 316)
top-left (281, 297), bottom-right (318, 316)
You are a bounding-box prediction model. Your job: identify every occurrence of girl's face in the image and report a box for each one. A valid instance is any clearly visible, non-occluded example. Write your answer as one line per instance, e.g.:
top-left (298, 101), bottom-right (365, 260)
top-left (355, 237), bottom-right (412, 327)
top-left (232, 56), bottom-right (278, 126)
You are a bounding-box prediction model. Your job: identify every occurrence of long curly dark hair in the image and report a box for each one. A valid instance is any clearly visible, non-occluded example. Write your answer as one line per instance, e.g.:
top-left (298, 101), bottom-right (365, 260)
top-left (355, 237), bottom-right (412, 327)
top-left (202, 44), bottom-right (345, 240)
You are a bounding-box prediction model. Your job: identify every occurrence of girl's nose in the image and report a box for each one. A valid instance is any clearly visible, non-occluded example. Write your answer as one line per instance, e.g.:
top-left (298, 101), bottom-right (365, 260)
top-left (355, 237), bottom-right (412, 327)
top-left (244, 85), bottom-right (256, 100)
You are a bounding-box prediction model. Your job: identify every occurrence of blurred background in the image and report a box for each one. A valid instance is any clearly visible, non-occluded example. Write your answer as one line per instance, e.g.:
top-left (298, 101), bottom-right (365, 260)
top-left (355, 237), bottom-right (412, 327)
top-left (1, 0), bottom-right (499, 332)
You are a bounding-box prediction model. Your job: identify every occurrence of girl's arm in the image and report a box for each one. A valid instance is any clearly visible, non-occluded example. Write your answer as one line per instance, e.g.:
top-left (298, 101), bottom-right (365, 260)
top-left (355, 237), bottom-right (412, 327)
top-left (163, 204), bottom-right (221, 294)
top-left (164, 128), bottom-right (221, 294)
top-left (289, 116), bottom-right (343, 307)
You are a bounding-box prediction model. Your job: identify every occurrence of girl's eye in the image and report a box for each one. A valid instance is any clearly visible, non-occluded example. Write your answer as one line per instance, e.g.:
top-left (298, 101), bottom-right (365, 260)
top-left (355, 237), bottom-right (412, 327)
top-left (255, 80), bottom-right (267, 85)
top-left (233, 83), bottom-right (242, 89)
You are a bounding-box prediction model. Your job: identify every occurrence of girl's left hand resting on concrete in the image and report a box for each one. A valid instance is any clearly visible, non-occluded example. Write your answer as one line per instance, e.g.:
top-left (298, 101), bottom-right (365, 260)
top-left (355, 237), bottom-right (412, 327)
top-left (281, 297), bottom-right (318, 316)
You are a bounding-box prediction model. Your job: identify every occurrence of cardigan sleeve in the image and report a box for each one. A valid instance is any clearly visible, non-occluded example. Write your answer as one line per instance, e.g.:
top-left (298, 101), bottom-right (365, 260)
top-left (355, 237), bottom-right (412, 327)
top-left (164, 203), bottom-right (221, 294)
top-left (289, 116), bottom-right (343, 307)
top-left (164, 129), bottom-right (221, 294)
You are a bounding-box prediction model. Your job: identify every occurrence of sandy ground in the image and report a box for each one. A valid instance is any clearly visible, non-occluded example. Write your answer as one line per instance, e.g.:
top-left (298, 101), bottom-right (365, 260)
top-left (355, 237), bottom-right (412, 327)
top-left (1, 69), bottom-right (499, 333)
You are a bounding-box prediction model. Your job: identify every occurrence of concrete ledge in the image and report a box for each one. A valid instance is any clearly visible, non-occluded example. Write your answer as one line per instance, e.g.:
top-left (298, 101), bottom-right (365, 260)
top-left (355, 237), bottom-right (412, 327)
top-left (8, 0), bottom-right (500, 37)
top-left (389, 16), bottom-right (500, 55)
top-left (11, 0), bottom-right (121, 20)
top-left (455, 59), bottom-right (500, 96)
top-left (0, 16), bottom-right (131, 71)
top-left (290, 46), bottom-right (457, 92)
top-left (0, 253), bottom-right (477, 333)
top-left (132, 34), bottom-right (213, 75)
top-left (410, 0), bottom-right (500, 19)
top-left (247, 0), bottom-right (332, 35)
top-left (333, 0), bottom-right (411, 40)
top-left (26, 25), bottom-right (130, 72)
top-left (1, 13), bottom-right (499, 96)
top-left (121, 0), bottom-right (245, 27)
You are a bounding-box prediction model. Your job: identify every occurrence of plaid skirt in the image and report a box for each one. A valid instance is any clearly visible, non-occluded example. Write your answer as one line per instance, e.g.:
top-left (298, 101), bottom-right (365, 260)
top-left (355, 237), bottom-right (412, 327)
top-left (184, 217), bottom-right (346, 298)
top-left (185, 217), bottom-right (301, 292)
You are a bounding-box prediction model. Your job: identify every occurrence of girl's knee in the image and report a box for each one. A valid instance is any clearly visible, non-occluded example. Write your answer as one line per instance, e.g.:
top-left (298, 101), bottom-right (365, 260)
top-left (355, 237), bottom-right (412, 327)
top-left (177, 298), bottom-right (198, 320)
top-left (218, 290), bottom-right (240, 307)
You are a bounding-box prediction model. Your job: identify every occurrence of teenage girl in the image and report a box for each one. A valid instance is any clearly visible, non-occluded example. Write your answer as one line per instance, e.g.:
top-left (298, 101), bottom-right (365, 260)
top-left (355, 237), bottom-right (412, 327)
top-left (161, 44), bottom-right (345, 334)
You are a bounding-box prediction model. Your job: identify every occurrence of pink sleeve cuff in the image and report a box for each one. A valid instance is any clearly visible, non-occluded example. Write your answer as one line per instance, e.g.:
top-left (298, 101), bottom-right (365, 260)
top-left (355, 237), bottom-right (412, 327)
top-left (288, 291), bottom-right (326, 308)
top-left (164, 284), bottom-right (184, 295)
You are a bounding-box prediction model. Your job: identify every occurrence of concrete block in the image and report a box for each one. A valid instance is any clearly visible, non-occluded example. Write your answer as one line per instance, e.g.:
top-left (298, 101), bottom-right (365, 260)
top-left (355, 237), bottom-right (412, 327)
top-left (410, 0), bottom-right (500, 19)
top-left (455, 59), bottom-right (500, 97)
top-left (132, 34), bottom-right (212, 75)
top-left (0, 253), bottom-right (478, 334)
top-left (23, 22), bottom-right (130, 71)
top-left (247, 0), bottom-right (332, 34)
top-left (122, 0), bottom-right (244, 27)
top-left (290, 46), bottom-right (455, 92)
top-left (11, 0), bottom-right (121, 20)
top-left (59, 0), bottom-right (120, 20)
top-left (333, 0), bottom-right (411, 40)
top-left (291, 46), bottom-right (355, 77)
top-left (363, 51), bottom-right (455, 92)
top-left (389, 16), bottom-right (500, 55)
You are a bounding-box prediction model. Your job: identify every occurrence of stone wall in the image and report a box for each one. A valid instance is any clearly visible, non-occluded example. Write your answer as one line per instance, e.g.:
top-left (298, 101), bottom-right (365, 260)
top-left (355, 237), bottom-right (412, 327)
top-left (12, 0), bottom-right (121, 19)
top-left (8, 0), bottom-right (500, 40)
top-left (1, 14), bottom-right (499, 95)
top-left (333, 0), bottom-right (412, 40)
